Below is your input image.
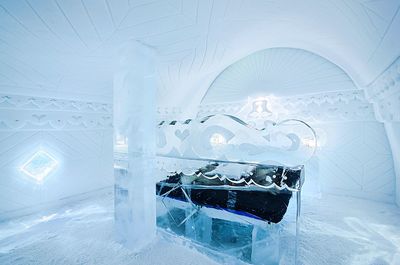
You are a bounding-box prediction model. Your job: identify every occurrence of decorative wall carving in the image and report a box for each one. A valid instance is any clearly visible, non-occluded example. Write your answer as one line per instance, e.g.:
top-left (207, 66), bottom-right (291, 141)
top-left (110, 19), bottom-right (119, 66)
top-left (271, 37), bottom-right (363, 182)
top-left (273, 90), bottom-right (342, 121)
top-left (366, 57), bottom-right (400, 122)
top-left (0, 94), bottom-right (112, 112)
top-left (157, 106), bottom-right (183, 122)
top-left (198, 89), bottom-right (376, 122)
top-left (0, 93), bottom-right (113, 215)
top-left (0, 94), bottom-right (112, 131)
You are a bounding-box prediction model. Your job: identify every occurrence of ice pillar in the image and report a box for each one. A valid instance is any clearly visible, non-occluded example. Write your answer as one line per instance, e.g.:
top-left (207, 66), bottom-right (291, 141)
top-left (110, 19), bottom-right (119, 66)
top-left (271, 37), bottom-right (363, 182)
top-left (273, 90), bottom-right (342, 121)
top-left (114, 41), bottom-right (157, 251)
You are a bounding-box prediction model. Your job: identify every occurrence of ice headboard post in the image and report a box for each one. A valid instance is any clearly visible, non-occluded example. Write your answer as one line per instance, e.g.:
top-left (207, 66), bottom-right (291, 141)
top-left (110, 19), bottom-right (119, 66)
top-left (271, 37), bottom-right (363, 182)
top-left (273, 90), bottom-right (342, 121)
top-left (114, 41), bottom-right (157, 251)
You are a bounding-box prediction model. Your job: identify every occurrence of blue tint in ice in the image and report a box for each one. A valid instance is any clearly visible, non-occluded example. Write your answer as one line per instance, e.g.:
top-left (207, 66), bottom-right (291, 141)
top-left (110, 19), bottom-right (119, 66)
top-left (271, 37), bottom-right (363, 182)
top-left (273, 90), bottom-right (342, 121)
top-left (20, 150), bottom-right (58, 182)
top-left (156, 189), bottom-right (299, 264)
top-left (113, 41), bottom-right (158, 252)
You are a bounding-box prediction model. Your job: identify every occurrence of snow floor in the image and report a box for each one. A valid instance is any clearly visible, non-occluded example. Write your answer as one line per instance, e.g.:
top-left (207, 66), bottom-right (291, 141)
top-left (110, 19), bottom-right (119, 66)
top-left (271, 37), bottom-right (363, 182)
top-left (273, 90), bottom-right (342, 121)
top-left (0, 189), bottom-right (399, 265)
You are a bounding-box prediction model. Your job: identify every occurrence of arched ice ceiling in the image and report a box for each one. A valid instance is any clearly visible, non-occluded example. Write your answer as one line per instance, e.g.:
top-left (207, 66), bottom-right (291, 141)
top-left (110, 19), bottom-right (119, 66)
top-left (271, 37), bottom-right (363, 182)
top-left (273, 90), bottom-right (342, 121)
top-left (201, 48), bottom-right (357, 104)
top-left (0, 0), bottom-right (399, 109)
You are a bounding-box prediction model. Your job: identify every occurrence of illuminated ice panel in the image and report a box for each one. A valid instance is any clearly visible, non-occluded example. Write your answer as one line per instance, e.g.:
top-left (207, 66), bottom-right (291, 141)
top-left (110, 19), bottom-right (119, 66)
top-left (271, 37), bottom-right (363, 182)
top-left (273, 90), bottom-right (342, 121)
top-left (21, 150), bottom-right (58, 182)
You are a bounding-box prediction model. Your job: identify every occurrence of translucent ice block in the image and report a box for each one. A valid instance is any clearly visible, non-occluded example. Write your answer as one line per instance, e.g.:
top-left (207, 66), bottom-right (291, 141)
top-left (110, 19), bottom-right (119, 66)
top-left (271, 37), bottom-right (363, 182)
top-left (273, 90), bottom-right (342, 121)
top-left (156, 156), bottom-right (302, 265)
top-left (114, 41), bottom-right (157, 251)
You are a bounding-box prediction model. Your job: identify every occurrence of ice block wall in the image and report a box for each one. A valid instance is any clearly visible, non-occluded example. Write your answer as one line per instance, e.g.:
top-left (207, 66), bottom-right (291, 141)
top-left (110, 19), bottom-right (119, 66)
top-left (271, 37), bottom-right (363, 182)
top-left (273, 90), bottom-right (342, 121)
top-left (114, 41), bottom-right (157, 251)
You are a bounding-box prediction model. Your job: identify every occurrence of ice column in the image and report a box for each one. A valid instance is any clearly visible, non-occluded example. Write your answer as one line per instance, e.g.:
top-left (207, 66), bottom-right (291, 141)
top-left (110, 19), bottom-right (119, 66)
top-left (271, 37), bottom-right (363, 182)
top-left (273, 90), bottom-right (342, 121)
top-left (114, 41), bottom-right (157, 251)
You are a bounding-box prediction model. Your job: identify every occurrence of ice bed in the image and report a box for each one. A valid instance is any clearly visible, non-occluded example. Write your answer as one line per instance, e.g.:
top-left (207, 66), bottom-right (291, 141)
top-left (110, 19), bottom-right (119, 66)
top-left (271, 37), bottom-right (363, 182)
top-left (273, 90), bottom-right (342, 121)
top-left (155, 114), bottom-right (316, 265)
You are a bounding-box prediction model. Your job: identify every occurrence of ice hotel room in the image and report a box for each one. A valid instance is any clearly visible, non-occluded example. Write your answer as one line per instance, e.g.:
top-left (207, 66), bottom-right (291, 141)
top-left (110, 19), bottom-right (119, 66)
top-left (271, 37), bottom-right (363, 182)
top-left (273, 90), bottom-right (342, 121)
top-left (0, 0), bottom-right (400, 264)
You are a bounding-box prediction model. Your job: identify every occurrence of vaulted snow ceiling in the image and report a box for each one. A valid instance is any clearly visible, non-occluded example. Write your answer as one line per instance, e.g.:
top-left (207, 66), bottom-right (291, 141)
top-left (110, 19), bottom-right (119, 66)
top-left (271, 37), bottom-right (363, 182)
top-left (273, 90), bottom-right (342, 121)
top-left (202, 48), bottom-right (358, 104)
top-left (1, 0), bottom-right (400, 110)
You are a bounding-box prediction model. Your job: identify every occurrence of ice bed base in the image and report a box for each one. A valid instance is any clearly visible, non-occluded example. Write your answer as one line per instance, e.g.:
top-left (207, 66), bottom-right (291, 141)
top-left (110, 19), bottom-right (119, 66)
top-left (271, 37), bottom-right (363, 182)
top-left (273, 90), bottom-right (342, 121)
top-left (157, 182), bottom-right (293, 224)
top-left (156, 191), bottom-right (300, 265)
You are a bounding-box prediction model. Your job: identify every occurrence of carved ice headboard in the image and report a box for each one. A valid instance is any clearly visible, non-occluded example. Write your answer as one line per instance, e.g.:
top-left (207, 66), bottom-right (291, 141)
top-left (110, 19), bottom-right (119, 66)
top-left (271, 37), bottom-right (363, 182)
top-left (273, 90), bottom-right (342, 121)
top-left (157, 114), bottom-right (317, 167)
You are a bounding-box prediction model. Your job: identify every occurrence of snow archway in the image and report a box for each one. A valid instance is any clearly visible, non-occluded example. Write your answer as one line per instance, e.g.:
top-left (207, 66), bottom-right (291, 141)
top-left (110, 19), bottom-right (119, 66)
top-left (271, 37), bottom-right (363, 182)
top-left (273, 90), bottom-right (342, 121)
top-left (198, 48), bottom-right (397, 204)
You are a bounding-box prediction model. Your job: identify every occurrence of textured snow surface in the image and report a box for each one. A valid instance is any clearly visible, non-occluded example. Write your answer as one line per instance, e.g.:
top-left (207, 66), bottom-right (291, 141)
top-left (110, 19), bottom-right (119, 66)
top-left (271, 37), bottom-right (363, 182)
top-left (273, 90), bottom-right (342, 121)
top-left (0, 190), bottom-right (218, 265)
top-left (299, 195), bottom-right (400, 265)
top-left (0, 189), bottom-right (399, 265)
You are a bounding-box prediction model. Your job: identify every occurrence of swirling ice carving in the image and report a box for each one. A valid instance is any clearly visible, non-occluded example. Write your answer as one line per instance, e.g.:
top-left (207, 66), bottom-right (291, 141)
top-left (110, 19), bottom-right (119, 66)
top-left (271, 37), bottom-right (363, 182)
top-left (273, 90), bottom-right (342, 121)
top-left (157, 114), bottom-right (317, 167)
